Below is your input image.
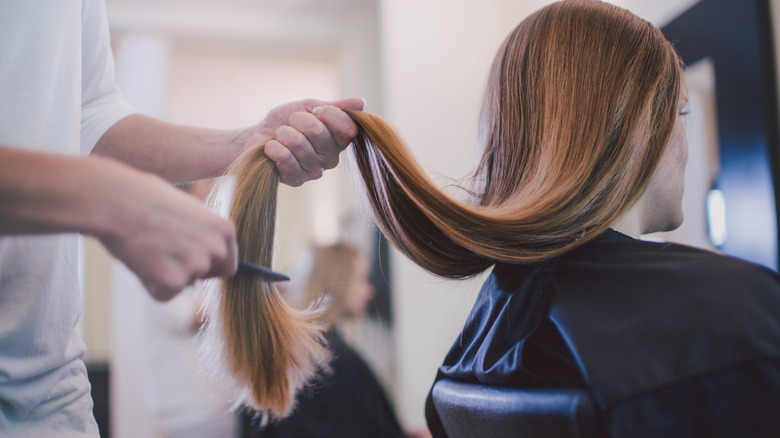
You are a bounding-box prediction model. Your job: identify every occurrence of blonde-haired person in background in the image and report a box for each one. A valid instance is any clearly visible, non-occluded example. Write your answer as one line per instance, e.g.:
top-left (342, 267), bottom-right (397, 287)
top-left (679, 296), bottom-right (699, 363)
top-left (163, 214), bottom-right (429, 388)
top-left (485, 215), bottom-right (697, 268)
top-left (247, 243), bottom-right (429, 438)
top-left (286, 243), bottom-right (375, 327)
top-left (340, 0), bottom-right (780, 436)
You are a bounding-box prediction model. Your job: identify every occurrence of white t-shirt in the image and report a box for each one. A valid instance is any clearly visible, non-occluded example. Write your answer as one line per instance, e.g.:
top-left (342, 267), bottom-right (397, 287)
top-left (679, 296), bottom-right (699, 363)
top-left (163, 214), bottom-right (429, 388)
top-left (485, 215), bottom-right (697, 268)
top-left (0, 1), bottom-right (134, 436)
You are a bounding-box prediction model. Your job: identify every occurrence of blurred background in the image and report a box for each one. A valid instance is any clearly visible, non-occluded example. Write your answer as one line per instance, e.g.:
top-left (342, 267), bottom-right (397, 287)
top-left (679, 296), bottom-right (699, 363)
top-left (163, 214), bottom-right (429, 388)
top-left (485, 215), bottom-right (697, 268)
top-left (78, 0), bottom-right (780, 436)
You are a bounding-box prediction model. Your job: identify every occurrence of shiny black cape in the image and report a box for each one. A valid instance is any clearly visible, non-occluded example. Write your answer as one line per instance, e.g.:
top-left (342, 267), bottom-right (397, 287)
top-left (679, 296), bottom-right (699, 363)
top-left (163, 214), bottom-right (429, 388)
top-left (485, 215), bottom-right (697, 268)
top-left (426, 230), bottom-right (780, 437)
top-left (250, 330), bottom-right (406, 438)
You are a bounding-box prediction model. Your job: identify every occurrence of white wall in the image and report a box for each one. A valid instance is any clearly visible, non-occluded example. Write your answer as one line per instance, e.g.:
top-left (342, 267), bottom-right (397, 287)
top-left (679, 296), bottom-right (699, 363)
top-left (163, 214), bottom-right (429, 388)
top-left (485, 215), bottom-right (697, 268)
top-left (609, 0), bottom-right (700, 25)
top-left (377, 0), bottom-right (532, 428)
top-left (111, 33), bottom-right (170, 438)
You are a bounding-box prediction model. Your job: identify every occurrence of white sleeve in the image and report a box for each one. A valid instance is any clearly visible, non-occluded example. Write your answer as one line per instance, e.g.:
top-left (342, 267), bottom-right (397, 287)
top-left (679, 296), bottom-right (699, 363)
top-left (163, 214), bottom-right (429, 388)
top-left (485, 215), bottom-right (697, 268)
top-left (80, 0), bottom-right (135, 155)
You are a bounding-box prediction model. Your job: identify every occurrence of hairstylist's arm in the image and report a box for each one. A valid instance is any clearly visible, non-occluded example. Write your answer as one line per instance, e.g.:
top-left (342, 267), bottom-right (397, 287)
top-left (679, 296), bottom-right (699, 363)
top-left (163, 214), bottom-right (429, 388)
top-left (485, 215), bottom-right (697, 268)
top-left (91, 97), bottom-right (365, 185)
top-left (80, 96), bottom-right (363, 301)
top-left (0, 146), bottom-right (237, 302)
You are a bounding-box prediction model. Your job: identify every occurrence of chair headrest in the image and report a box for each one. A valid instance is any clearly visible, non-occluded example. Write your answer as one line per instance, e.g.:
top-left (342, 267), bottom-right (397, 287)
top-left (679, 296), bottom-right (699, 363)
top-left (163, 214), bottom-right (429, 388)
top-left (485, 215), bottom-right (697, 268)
top-left (431, 379), bottom-right (604, 438)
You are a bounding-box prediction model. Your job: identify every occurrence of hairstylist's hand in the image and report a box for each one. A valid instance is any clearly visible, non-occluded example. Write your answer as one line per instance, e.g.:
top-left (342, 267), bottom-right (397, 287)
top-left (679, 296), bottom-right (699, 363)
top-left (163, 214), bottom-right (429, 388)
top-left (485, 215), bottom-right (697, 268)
top-left (254, 97), bottom-right (365, 186)
top-left (95, 159), bottom-right (238, 301)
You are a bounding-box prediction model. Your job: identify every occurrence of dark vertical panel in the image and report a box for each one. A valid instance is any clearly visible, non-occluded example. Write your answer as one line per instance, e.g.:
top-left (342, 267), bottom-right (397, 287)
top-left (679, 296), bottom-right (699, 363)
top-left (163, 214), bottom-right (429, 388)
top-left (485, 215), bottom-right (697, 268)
top-left (86, 362), bottom-right (111, 438)
top-left (663, 0), bottom-right (780, 270)
top-left (368, 227), bottom-right (393, 325)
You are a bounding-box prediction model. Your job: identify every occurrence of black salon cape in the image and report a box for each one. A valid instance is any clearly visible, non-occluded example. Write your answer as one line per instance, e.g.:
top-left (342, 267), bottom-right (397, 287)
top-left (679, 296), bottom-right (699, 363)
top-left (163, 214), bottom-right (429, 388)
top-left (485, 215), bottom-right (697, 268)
top-left (249, 329), bottom-right (407, 438)
top-left (425, 229), bottom-right (780, 437)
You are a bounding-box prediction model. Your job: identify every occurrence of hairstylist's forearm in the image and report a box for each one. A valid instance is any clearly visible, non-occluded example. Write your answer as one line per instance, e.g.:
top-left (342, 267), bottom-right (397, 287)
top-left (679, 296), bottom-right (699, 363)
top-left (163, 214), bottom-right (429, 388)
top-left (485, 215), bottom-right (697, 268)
top-left (0, 146), bottom-right (127, 235)
top-left (93, 97), bottom-right (365, 186)
top-left (92, 114), bottom-right (252, 183)
top-left (0, 145), bottom-right (238, 300)
top-left (0, 145), bottom-right (209, 240)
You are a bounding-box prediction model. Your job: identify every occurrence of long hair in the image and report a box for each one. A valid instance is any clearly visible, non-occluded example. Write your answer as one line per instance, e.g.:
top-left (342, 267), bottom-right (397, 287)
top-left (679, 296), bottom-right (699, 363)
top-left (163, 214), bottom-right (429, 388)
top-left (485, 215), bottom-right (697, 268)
top-left (347, 0), bottom-right (682, 277)
top-left (197, 0), bottom-right (681, 422)
top-left (199, 146), bottom-right (329, 420)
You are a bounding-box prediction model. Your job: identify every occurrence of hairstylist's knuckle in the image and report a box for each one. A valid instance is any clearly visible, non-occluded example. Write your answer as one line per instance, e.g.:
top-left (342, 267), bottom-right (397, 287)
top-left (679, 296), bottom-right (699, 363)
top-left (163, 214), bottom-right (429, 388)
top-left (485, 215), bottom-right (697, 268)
top-left (306, 167), bottom-right (324, 181)
top-left (264, 140), bottom-right (290, 162)
top-left (161, 270), bottom-right (187, 293)
top-left (193, 243), bottom-right (211, 268)
top-left (209, 255), bottom-right (235, 278)
top-left (204, 221), bottom-right (232, 264)
top-left (291, 111), bottom-right (325, 137)
top-left (322, 107), bottom-right (358, 144)
top-left (342, 121), bottom-right (359, 141)
top-left (209, 240), bottom-right (229, 268)
top-left (275, 126), bottom-right (305, 151)
top-left (323, 155), bottom-right (339, 170)
top-left (272, 153), bottom-right (306, 187)
top-left (280, 171), bottom-right (305, 187)
top-left (301, 98), bottom-right (320, 111)
top-left (150, 280), bottom-right (178, 302)
top-left (225, 236), bottom-right (238, 271)
top-left (278, 164), bottom-right (305, 187)
top-left (144, 282), bottom-right (161, 301)
top-left (218, 217), bottom-right (236, 239)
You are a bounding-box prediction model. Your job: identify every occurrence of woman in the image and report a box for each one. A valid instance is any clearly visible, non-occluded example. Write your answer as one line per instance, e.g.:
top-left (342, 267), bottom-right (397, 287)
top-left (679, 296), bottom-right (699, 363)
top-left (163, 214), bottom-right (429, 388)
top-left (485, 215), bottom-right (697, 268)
top-left (342, 0), bottom-right (780, 436)
top-left (248, 243), bottom-right (422, 438)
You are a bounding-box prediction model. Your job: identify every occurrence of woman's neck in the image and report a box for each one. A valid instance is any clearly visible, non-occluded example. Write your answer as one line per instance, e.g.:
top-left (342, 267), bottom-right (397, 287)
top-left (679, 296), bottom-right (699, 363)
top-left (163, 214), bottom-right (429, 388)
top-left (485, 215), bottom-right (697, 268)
top-left (610, 207), bottom-right (643, 239)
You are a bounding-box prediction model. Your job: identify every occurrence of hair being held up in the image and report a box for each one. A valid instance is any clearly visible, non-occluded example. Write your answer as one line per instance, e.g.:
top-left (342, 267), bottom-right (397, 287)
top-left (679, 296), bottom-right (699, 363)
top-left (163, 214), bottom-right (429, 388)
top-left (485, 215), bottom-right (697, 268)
top-left (345, 0), bottom-right (682, 278)
top-left (199, 144), bottom-right (329, 420)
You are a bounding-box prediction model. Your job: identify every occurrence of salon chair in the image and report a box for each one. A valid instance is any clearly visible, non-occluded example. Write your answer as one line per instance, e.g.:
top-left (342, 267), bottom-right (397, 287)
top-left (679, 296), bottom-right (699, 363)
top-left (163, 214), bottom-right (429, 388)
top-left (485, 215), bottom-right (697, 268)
top-left (431, 378), bottom-right (606, 438)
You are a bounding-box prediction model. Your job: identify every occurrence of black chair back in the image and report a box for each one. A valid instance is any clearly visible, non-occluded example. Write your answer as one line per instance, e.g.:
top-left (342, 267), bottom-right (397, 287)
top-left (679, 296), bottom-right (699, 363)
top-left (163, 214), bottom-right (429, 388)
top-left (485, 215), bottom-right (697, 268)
top-left (431, 379), bottom-right (605, 438)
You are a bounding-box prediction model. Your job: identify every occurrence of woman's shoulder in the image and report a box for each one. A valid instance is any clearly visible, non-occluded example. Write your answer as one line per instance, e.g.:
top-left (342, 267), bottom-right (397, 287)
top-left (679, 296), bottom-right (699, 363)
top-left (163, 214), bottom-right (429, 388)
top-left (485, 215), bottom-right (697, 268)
top-left (550, 233), bottom-right (780, 407)
top-left (563, 231), bottom-right (780, 289)
top-left (554, 233), bottom-right (780, 351)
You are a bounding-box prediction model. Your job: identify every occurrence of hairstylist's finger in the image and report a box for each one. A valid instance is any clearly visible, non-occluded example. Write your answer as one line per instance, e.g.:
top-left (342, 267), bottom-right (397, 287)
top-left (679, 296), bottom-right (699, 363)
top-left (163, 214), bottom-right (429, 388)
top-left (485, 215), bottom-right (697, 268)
top-left (274, 123), bottom-right (327, 177)
top-left (313, 105), bottom-right (360, 149)
top-left (141, 266), bottom-right (189, 302)
top-left (298, 97), bottom-right (364, 113)
top-left (144, 283), bottom-right (180, 302)
top-left (151, 220), bottom-right (235, 297)
top-left (264, 139), bottom-right (308, 187)
top-left (286, 111), bottom-right (342, 170)
top-left (325, 97), bottom-right (366, 112)
top-left (212, 224), bottom-right (238, 278)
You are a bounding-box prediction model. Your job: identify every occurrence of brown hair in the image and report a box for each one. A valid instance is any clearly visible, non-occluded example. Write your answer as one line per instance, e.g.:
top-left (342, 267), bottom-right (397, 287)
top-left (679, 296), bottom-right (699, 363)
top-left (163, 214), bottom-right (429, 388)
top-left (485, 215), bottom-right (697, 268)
top-left (348, 0), bottom-right (682, 277)
top-left (198, 0), bottom-right (681, 422)
top-left (200, 146), bottom-right (329, 420)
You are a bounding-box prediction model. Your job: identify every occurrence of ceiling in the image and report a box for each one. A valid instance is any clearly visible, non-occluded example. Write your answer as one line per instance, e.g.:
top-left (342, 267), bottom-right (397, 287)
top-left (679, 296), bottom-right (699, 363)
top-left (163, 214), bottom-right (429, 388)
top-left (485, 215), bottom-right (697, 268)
top-left (108, 0), bottom-right (376, 15)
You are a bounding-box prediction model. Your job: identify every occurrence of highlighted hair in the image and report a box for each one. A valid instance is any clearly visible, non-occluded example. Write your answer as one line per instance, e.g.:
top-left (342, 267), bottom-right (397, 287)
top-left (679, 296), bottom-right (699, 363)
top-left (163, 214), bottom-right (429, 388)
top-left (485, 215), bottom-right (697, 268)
top-left (198, 0), bottom-right (681, 422)
top-left (347, 0), bottom-right (682, 276)
top-left (200, 145), bottom-right (329, 420)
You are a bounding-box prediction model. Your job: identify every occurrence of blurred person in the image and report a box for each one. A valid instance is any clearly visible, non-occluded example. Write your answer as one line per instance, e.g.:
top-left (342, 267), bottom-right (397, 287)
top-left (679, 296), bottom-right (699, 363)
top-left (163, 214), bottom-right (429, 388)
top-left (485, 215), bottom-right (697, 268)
top-left (0, 1), bottom-right (363, 436)
top-left (247, 243), bottom-right (429, 438)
